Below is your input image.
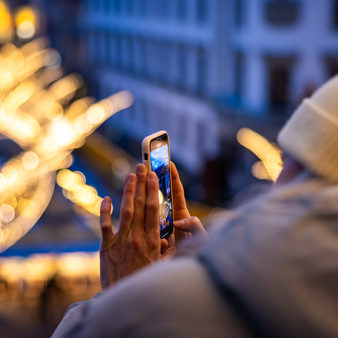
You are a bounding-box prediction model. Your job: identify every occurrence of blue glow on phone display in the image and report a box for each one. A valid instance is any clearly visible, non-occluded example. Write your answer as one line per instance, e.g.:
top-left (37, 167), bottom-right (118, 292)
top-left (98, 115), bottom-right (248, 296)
top-left (150, 143), bottom-right (173, 234)
top-left (150, 144), bottom-right (169, 170)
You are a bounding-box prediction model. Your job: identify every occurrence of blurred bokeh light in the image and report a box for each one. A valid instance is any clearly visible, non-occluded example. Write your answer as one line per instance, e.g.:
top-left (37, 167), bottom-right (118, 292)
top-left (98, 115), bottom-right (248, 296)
top-left (0, 4), bottom-right (134, 332)
top-left (0, 34), bottom-right (134, 253)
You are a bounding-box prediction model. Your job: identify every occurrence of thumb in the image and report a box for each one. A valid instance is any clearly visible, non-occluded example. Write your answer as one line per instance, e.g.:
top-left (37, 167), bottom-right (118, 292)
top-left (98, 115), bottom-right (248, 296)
top-left (100, 196), bottom-right (114, 249)
top-left (174, 216), bottom-right (206, 235)
top-left (161, 234), bottom-right (176, 260)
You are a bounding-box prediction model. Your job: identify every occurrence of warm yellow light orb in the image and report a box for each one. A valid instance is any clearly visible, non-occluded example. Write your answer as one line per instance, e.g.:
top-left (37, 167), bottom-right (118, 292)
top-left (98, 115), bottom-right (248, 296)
top-left (15, 6), bottom-right (38, 40)
top-left (0, 204), bottom-right (15, 223)
top-left (22, 151), bottom-right (39, 170)
top-left (0, 1), bottom-right (13, 43)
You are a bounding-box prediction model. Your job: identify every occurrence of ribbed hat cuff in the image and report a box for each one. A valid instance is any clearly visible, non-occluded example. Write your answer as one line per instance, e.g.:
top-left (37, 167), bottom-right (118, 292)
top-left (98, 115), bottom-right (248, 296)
top-left (278, 99), bottom-right (338, 182)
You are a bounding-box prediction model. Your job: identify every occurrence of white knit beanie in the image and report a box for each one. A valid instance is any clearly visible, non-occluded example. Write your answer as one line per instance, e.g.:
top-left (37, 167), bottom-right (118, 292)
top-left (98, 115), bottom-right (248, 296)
top-left (278, 75), bottom-right (338, 182)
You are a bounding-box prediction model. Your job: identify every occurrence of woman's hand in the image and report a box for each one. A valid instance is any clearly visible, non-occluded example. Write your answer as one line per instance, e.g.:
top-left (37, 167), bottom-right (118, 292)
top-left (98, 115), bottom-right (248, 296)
top-left (99, 162), bottom-right (207, 289)
top-left (99, 164), bottom-right (161, 290)
top-left (160, 162), bottom-right (207, 259)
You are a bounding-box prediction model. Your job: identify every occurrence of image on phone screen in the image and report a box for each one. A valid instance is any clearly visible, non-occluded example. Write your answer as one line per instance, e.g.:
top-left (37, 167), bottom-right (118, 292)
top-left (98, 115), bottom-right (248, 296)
top-left (150, 143), bottom-right (173, 238)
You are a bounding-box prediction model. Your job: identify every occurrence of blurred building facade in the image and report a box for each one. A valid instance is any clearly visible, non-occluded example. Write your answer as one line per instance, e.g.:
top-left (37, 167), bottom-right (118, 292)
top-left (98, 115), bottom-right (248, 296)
top-left (79, 0), bottom-right (224, 172)
top-left (229, 0), bottom-right (338, 115)
top-left (8, 0), bottom-right (338, 195)
top-left (40, 0), bottom-right (338, 160)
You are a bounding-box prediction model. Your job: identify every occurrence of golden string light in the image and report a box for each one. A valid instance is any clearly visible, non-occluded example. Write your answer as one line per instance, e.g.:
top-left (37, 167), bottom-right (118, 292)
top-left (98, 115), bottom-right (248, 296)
top-left (0, 1), bottom-right (13, 43)
top-left (57, 169), bottom-right (110, 217)
top-left (237, 128), bottom-right (283, 182)
top-left (0, 251), bottom-right (99, 284)
top-left (15, 6), bottom-right (38, 40)
top-left (0, 37), bottom-right (134, 253)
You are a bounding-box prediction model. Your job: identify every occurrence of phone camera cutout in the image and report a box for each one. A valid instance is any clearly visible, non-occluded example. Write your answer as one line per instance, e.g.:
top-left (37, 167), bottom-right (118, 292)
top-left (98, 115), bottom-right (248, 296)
top-left (144, 153), bottom-right (148, 161)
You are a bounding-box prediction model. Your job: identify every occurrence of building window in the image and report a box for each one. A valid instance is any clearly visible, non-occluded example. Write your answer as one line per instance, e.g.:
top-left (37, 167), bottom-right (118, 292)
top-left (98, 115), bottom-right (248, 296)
top-left (270, 67), bottom-right (289, 106)
top-left (126, 0), bottom-right (134, 15)
top-left (139, 98), bottom-right (149, 126)
top-left (114, 0), bottom-right (122, 14)
top-left (137, 38), bottom-right (147, 75)
top-left (126, 36), bottom-right (133, 70)
top-left (196, 47), bottom-right (207, 96)
top-left (234, 51), bottom-right (244, 99)
top-left (109, 35), bottom-right (116, 66)
top-left (159, 43), bottom-right (169, 84)
top-left (115, 34), bottom-right (122, 68)
top-left (133, 39), bottom-right (141, 74)
top-left (196, 120), bottom-right (205, 153)
top-left (332, 0), bottom-right (338, 30)
top-left (88, 31), bottom-right (96, 63)
top-left (265, 55), bottom-right (296, 111)
top-left (177, 0), bottom-right (187, 21)
top-left (146, 41), bottom-right (157, 80)
top-left (98, 33), bottom-right (107, 65)
top-left (196, 0), bottom-right (208, 24)
top-left (144, 40), bottom-right (152, 78)
top-left (157, 0), bottom-right (169, 18)
top-left (137, 0), bottom-right (147, 16)
top-left (103, 0), bottom-right (113, 12)
top-left (104, 32), bottom-right (110, 65)
top-left (88, 0), bottom-right (95, 11)
top-left (325, 56), bottom-right (338, 78)
top-left (146, 0), bottom-right (156, 17)
top-left (178, 45), bottom-right (187, 90)
top-left (96, 0), bottom-right (102, 12)
top-left (121, 36), bottom-right (131, 70)
top-left (165, 44), bottom-right (175, 87)
top-left (129, 37), bottom-right (136, 73)
top-left (155, 43), bottom-right (162, 82)
top-left (264, 0), bottom-right (300, 27)
top-left (234, 0), bottom-right (244, 28)
top-left (177, 113), bottom-right (187, 145)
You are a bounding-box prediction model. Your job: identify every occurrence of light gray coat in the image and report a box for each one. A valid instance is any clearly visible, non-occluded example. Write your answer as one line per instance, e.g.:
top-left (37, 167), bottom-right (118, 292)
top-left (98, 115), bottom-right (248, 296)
top-left (53, 177), bottom-right (338, 337)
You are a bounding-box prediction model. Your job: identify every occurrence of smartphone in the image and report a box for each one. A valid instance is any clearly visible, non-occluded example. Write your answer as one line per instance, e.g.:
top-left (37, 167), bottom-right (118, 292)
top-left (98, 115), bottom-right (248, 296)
top-left (142, 130), bottom-right (174, 239)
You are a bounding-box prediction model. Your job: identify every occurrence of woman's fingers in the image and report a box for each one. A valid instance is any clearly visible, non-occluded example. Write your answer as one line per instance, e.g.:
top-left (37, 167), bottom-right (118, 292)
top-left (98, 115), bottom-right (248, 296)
top-left (160, 238), bottom-right (169, 254)
top-left (161, 234), bottom-right (176, 259)
top-left (170, 162), bottom-right (190, 219)
top-left (174, 216), bottom-right (206, 235)
top-left (132, 164), bottom-right (148, 233)
top-left (144, 171), bottom-right (160, 236)
top-left (118, 173), bottom-right (136, 238)
top-left (100, 196), bottom-right (114, 250)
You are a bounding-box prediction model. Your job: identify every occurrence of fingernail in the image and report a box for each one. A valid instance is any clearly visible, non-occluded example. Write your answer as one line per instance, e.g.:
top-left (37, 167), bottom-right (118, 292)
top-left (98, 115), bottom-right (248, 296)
top-left (149, 171), bottom-right (157, 181)
top-left (101, 198), bottom-right (111, 212)
top-left (136, 164), bottom-right (145, 175)
top-left (127, 173), bottom-right (136, 183)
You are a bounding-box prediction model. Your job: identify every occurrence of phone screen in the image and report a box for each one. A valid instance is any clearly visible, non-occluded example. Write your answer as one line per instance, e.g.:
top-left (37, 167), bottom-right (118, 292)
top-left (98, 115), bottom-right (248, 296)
top-left (150, 136), bottom-right (173, 238)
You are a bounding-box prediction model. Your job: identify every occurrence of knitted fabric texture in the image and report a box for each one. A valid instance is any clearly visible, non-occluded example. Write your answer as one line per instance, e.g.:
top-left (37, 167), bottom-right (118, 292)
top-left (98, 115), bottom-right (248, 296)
top-left (278, 75), bottom-right (338, 182)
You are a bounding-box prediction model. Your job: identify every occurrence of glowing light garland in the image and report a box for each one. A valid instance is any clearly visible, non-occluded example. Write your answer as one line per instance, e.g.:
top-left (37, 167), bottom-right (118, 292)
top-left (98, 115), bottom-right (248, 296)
top-left (0, 38), bottom-right (133, 252)
top-left (236, 128), bottom-right (283, 182)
